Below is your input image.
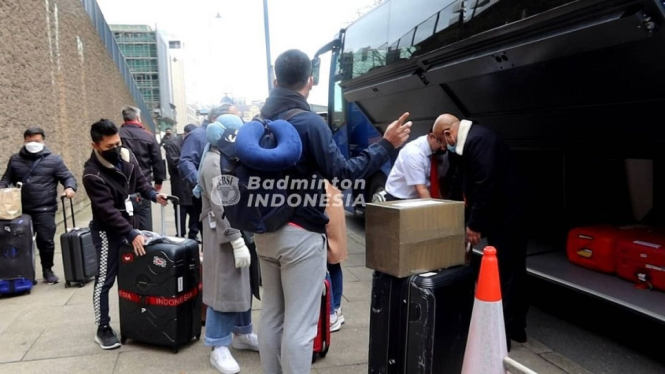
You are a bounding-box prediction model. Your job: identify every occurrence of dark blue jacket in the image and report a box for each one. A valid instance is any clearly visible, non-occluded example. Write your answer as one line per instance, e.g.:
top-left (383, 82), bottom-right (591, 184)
top-left (0, 146), bottom-right (77, 213)
top-left (178, 119), bottom-right (211, 187)
top-left (261, 87), bottom-right (396, 233)
top-left (447, 124), bottom-right (526, 235)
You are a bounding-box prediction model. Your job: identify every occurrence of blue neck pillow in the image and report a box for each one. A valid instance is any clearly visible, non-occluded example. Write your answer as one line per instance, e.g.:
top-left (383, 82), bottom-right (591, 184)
top-left (235, 119), bottom-right (302, 171)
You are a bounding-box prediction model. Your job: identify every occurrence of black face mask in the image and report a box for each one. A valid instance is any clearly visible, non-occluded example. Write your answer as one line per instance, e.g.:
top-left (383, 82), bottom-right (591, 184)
top-left (434, 149), bottom-right (446, 156)
top-left (100, 147), bottom-right (120, 164)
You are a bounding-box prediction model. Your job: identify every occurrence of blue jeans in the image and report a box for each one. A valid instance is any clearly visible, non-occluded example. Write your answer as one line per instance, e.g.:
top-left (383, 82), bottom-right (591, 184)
top-left (204, 306), bottom-right (253, 347)
top-left (325, 263), bottom-right (343, 315)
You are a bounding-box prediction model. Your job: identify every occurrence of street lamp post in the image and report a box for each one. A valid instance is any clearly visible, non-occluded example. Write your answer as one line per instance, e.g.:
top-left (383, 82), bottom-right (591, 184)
top-left (263, 0), bottom-right (273, 95)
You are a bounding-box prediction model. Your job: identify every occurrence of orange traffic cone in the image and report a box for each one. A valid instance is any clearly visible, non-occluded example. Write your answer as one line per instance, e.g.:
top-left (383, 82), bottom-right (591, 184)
top-left (461, 246), bottom-right (508, 374)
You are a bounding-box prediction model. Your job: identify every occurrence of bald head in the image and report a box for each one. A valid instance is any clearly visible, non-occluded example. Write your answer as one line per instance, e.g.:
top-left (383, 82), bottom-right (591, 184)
top-left (434, 114), bottom-right (460, 132)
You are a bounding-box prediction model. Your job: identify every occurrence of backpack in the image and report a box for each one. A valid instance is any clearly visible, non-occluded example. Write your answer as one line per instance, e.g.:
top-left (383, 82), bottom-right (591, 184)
top-left (217, 109), bottom-right (305, 233)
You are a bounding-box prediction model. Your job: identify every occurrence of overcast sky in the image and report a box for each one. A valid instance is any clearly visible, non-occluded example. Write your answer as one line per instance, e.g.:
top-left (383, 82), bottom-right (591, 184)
top-left (97, 0), bottom-right (380, 108)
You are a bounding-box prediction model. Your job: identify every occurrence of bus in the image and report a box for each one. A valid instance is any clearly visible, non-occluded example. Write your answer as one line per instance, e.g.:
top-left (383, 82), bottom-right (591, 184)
top-left (312, 0), bottom-right (665, 324)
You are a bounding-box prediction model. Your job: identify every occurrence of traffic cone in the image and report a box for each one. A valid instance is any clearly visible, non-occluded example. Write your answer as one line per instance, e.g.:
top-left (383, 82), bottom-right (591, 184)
top-left (461, 246), bottom-right (508, 374)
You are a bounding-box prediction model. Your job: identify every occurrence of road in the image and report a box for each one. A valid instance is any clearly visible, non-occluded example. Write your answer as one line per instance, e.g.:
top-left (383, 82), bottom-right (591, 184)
top-left (345, 212), bottom-right (665, 374)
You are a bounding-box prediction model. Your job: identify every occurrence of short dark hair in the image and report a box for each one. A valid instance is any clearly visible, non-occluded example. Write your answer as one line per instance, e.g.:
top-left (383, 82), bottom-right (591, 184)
top-left (274, 49), bottom-right (312, 91)
top-left (24, 127), bottom-right (45, 140)
top-left (91, 119), bottom-right (118, 143)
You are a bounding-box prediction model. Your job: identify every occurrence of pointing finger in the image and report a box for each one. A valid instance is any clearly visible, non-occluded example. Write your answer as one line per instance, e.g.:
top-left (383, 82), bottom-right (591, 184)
top-left (395, 112), bottom-right (410, 126)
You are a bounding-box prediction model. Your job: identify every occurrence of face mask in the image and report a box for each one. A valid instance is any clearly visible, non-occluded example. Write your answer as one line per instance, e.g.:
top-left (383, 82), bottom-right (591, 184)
top-left (447, 143), bottom-right (457, 154)
top-left (25, 142), bottom-right (44, 154)
top-left (100, 147), bottom-right (120, 164)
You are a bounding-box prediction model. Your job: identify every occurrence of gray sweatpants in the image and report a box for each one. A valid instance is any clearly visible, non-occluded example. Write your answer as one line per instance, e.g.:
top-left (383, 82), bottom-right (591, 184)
top-left (254, 225), bottom-right (327, 374)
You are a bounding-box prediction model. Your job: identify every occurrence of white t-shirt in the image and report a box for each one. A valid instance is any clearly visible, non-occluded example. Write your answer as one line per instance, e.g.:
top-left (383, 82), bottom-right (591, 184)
top-left (385, 135), bottom-right (433, 199)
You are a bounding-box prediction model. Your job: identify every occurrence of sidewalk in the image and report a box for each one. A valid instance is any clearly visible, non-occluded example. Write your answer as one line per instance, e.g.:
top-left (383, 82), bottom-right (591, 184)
top-left (0, 182), bottom-right (593, 374)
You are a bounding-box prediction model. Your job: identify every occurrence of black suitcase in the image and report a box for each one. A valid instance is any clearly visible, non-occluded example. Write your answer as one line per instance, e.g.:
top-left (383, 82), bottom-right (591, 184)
top-left (368, 265), bottom-right (475, 374)
top-left (60, 197), bottom-right (97, 288)
top-left (118, 196), bottom-right (202, 353)
top-left (0, 215), bottom-right (36, 295)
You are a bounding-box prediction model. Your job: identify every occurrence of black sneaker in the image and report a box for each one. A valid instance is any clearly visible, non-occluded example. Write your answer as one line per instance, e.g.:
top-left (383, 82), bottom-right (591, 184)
top-left (43, 269), bottom-right (59, 284)
top-left (95, 325), bottom-right (121, 350)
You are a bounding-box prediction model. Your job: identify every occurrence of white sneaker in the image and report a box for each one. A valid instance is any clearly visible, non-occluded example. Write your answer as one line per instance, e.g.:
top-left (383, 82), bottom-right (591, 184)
top-left (330, 312), bottom-right (342, 332)
top-left (232, 332), bottom-right (259, 351)
top-left (210, 346), bottom-right (240, 374)
top-left (336, 307), bottom-right (345, 324)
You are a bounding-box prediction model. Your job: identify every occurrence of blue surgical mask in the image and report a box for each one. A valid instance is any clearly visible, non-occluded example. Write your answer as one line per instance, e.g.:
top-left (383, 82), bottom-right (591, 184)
top-left (447, 143), bottom-right (456, 154)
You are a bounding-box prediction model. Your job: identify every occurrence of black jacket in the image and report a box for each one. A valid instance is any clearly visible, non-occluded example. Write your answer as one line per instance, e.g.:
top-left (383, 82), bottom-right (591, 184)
top-left (162, 135), bottom-right (193, 206)
top-left (82, 147), bottom-right (157, 242)
top-left (260, 87), bottom-right (396, 233)
top-left (119, 122), bottom-right (166, 185)
top-left (0, 146), bottom-right (77, 213)
top-left (447, 124), bottom-right (526, 235)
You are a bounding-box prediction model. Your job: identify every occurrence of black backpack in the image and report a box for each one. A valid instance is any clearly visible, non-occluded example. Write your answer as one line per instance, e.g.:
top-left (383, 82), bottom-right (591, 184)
top-left (217, 109), bottom-right (305, 233)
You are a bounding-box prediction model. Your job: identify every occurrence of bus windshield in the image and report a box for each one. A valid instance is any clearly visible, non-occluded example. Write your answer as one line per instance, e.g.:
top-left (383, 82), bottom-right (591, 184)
top-left (339, 0), bottom-right (577, 82)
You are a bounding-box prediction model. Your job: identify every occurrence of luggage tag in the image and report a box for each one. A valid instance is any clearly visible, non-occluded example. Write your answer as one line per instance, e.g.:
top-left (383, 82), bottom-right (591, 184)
top-left (208, 211), bottom-right (216, 229)
top-left (125, 196), bottom-right (134, 217)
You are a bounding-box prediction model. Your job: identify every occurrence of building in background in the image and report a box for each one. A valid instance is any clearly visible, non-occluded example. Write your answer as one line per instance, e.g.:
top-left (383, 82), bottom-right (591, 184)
top-left (186, 104), bottom-right (201, 127)
top-left (111, 24), bottom-right (177, 132)
top-left (165, 38), bottom-right (188, 133)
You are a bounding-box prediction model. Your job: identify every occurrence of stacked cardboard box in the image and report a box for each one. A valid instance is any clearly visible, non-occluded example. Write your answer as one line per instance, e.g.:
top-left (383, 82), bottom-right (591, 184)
top-left (365, 199), bottom-right (466, 278)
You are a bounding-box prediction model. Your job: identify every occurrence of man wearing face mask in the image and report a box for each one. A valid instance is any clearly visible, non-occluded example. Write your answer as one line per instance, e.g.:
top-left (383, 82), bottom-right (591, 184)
top-left (0, 127), bottom-right (77, 285)
top-left (383, 120), bottom-right (447, 201)
top-left (437, 113), bottom-right (528, 350)
top-left (82, 119), bottom-right (168, 350)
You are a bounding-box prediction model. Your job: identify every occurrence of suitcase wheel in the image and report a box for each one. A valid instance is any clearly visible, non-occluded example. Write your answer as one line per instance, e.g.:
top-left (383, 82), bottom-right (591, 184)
top-left (196, 334), bottom-right (201, 340)
top-left (65, 282), bottom-right (70, 288)
top-left (120, 336), bottom-right (127, 344)
top-left (78, 282), bottom-right (85, 288)
top-left (320, 343), bottom-right (329, 357)
top-left (32, 280), bottom-right (38, 286)
top-left (172, 347), bottom-right (178, 354)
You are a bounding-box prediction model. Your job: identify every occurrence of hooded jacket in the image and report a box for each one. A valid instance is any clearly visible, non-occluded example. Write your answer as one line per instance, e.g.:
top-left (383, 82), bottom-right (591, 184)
top-left (82, 147), bottom-right (157, 243)
top-left (118, 121), bottom-right (166, 185)
top-left (0, 146), bottom-right (77, 213)
top-left (260, 87), bottom-right (396, 233)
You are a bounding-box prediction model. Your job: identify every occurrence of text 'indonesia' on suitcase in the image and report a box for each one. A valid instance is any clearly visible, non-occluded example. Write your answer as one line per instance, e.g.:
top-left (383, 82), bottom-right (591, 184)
top-left (60, 196), bottom-right (97, 288)
top-left (117, 195), bottom-right (202, 353)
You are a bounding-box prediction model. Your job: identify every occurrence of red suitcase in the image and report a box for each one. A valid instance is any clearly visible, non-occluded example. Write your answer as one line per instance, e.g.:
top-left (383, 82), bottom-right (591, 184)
top-left (566, 225), bottom-right (645, 273)
top-left (616, 232), bottom-right (665, 291)
top-left (312, 278), bottom-right (331, 363)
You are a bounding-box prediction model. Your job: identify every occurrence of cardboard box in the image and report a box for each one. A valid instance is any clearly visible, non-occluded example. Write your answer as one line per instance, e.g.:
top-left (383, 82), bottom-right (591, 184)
top-left (365, 198), bottom-right (466, 278)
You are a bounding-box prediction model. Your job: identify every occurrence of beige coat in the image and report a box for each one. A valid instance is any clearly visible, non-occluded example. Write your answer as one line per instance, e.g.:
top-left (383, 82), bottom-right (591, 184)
top-left (199, 147), bottom-right (251, 312)
top-left (325, 180), bottom-right (348, 264)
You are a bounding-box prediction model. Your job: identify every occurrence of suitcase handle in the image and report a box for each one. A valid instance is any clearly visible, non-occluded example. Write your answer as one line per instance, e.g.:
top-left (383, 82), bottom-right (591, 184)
top-left (160, 195), bottom-right (181, 237)
top-left (61, 196), bottom-right (76, 232)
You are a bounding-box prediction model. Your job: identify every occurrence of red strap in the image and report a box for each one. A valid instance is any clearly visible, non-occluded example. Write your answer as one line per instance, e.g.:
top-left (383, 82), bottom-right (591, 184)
top-left (288, 222), bottom-right (304, 229)
top-left (430, 154), bottom-right (440, 198)
top-left (119, 283), bottom-right (201, 307)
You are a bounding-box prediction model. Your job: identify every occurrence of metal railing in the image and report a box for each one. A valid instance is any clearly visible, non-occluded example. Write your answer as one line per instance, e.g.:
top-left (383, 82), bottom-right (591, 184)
top-left (80, 0), bottom-right (156, 132)
top-left (505, 357), bottom-right (538, 374)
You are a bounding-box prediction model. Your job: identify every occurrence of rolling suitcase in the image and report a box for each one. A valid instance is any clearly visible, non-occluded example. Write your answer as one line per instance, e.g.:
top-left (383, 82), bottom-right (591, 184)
top-left (0, 214), bottom-right (36, 295)
top-left (617, 231), bottom-right (665, 291)
top-left (60, 196), bottom-right (97, 288)
top-left (118, 196), bottom-right (202, 353)
top-left (566, 225), bottom-right (646, 273)
top-left (368, 265), bottom-right (475, 374)
top-left (312, 278), bottom-right (331, 363)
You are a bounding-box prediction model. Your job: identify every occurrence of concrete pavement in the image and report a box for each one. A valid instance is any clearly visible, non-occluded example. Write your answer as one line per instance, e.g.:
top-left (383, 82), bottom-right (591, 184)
top-left (0, 182), bottom-right (593, 373)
